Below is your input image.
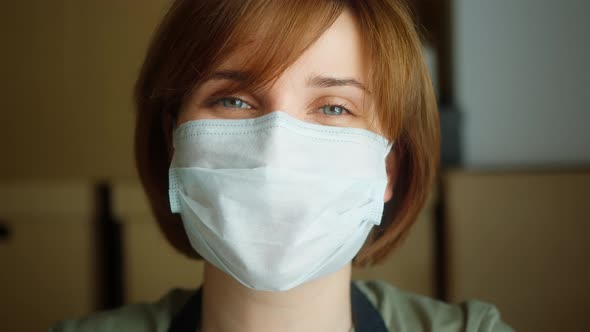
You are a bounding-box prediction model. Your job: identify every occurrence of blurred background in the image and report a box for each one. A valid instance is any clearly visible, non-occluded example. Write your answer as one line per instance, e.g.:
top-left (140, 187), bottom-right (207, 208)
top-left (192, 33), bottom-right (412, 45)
top-left (0, 0), bottom-right (588, 331)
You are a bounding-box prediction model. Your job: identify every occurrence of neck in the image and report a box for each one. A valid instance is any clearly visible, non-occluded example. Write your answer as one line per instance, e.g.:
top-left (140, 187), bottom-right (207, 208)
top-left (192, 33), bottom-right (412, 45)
top-left (200, 263), bottom-right (353, 332)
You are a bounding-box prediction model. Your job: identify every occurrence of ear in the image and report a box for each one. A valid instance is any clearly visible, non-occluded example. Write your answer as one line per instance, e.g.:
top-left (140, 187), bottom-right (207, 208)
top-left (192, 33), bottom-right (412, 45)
top-left (162, 111), bottom-right (176, 163)
top-left (383, 151), bottom-right (396, 202)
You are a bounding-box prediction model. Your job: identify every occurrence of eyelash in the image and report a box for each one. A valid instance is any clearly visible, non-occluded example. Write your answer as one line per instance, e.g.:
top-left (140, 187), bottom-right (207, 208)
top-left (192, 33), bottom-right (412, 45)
top-left (207, 96), bottom-right (353, 116)
top-left (324, 103), bottom-right (352, 115)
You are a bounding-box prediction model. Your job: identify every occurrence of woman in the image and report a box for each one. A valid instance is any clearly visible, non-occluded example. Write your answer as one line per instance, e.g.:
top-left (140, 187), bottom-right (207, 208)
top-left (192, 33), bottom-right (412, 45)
top-left (51, 0), bottom-right (513, 331)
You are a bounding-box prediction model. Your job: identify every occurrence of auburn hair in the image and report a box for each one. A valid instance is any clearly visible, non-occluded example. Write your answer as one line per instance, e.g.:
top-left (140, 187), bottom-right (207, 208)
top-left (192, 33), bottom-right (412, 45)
top-left (134, 0), bottom-right (439, 266)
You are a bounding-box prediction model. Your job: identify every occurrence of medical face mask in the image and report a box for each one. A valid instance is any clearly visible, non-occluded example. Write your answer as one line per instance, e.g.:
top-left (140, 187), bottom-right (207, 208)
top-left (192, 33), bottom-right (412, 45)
top-left (168, 111), bottom-right (393, 291)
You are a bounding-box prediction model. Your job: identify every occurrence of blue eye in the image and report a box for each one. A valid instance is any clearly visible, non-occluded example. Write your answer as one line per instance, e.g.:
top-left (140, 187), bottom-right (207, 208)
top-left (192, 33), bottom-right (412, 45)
top-left (320, 104), bottom-right (350, 116)
top-left (219, 97), bottom-right (252, 109)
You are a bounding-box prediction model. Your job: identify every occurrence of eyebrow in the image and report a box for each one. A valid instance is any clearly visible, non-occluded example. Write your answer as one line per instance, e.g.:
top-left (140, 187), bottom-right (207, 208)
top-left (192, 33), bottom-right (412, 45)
top-left (307, 74), bottom-right (368, 92)
top-left (207, 70), bottom-right (368, 92)
top-left (208, 70), bottom-right (249, 82)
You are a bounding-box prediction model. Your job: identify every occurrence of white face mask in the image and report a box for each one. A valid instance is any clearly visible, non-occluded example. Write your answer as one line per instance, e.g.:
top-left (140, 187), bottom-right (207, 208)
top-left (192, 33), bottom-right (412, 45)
top-left (169, 111), bottom-right (393, 291)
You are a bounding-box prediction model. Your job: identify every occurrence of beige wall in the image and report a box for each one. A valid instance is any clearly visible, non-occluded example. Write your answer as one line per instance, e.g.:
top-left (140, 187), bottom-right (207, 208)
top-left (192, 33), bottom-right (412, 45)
top-left (0, 3), bottom-right (169, 328)
top-left (0, 181), bottom-right (97, 332)
top-left (0, 0), bottom-right (169, 180)
top-left (444, 170), bottom-right (590, 332)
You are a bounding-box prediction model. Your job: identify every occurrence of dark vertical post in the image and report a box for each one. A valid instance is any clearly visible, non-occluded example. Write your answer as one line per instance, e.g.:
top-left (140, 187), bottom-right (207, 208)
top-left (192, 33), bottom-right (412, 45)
top-left (407, 0), bottom-right (457, 300)
top-left (433, 181), bottom-right (448, 301)
top-left (94, 182), bottom-right (123, 309)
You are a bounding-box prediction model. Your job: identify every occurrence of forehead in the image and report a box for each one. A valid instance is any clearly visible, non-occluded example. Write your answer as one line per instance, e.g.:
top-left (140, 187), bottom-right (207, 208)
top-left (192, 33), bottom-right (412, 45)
top-left (286, 9), bottom-right (368, 83)
top-left (215, 9), bottom-right (369, 86)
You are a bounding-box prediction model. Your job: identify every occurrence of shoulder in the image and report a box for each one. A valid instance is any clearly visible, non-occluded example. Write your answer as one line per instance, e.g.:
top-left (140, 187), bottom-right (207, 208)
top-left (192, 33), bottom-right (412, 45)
top-left (48, 288), bottom-right (194, 332)
top-left (353, 280), bottom-right (515, 332)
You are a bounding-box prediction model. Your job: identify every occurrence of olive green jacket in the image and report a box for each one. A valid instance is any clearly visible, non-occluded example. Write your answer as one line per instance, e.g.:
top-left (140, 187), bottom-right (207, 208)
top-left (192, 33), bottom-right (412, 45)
top-left (49, 280), bottom-right (514, 332)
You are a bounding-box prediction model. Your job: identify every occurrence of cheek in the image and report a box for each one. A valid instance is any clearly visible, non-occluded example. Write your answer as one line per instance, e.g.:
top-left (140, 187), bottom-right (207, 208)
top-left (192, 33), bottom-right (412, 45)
top-left (384, 185), bottom-right (393, 202)
top-left (360, 101), bottom-right (385, 136)
top-left (176, 104), bottom-right (202, 126)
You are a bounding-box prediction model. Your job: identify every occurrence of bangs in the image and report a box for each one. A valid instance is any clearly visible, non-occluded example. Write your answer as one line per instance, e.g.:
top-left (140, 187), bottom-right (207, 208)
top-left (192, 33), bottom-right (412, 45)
top-left (187, 1), bottom-right (346, 100)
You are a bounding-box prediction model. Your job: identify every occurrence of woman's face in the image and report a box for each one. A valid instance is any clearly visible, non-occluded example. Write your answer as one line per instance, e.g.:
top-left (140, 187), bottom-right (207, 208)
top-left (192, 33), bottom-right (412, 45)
top-left (175, 9), bottom-right (394, 202)
top-left (178, 9), bottom-right (380, 135)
